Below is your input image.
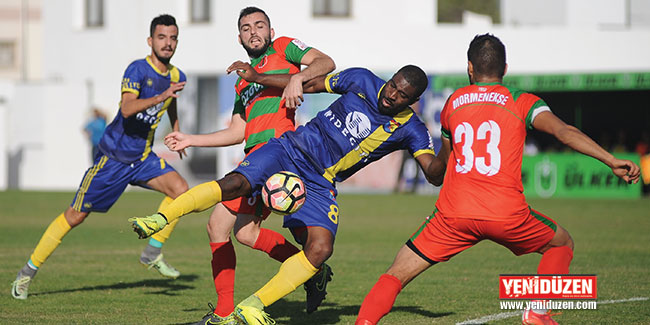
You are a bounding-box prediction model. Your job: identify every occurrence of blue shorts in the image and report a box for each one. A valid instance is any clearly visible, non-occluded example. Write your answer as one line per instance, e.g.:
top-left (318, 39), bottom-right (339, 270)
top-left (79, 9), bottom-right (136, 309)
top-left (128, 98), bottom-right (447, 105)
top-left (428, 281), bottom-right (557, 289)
top-left (70, 152), bottom-right (176, 212)
top-left (232, 138), bottom-right (340, 236)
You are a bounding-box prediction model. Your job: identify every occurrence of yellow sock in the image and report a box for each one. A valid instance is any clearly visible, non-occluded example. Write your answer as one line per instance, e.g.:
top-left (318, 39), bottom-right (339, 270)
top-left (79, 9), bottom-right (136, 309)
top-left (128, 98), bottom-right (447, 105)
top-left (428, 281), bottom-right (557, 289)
top-left (30, 213), bottom-right (72, 268)
top-left (151, 197), bottom-right (177, 243)
top-left (255, 251), bottom-right (319, 306)
top-left (158, 181), bottom-right (222, 223)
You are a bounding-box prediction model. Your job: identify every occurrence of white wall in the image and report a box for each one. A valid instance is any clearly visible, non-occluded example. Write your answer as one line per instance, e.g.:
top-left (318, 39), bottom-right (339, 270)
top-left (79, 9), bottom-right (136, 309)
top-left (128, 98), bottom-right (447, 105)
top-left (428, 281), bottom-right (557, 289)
top-left (7, 82), bottom-right (88, 190)
top-left (2, 0), bottom-right (650, 190)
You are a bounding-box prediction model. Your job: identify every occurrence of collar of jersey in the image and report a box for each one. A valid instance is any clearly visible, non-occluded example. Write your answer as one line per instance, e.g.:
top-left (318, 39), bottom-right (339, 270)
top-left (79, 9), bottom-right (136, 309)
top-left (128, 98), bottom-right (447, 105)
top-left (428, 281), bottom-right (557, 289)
top-left (146, 56), bottom-right (171, 76)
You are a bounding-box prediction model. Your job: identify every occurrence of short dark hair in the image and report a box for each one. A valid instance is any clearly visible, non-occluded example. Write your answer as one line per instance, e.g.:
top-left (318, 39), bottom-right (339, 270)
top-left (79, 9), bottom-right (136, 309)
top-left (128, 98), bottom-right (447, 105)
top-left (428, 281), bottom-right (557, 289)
top-left (397, 65), bottom-right (428, 99)
top-left (467, 33), bottom-right (506, 79)
top-left (238, 6), bottom-right (271, 29)
top-left (150, 14), bottom-right (177, 37)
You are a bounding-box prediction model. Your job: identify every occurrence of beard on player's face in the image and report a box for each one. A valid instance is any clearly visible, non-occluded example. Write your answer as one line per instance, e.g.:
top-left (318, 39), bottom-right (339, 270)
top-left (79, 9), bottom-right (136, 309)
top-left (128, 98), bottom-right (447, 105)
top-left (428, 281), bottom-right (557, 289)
top-left (153, 47), bottom-right (173, 65)
top-left (242, 34), bottom-right (272, 59)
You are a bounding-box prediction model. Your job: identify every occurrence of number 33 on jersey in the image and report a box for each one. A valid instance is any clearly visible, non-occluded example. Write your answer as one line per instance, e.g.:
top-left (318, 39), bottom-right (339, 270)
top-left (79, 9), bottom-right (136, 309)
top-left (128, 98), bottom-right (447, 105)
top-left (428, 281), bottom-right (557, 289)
top-left (437, 82), bottom-right (551, 220)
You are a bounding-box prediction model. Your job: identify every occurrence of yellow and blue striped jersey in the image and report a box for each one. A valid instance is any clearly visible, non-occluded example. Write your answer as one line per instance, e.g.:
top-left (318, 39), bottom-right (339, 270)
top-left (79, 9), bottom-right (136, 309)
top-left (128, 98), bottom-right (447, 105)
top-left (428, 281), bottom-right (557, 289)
top-left (98, 56), bottom-right (185, 164)
top-left (284, 68), bottom-right (435, 183)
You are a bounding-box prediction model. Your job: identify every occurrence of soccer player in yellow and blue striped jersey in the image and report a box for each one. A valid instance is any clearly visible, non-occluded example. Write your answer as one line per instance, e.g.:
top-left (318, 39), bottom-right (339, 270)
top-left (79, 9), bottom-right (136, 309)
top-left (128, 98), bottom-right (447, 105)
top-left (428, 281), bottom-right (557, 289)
top-left (11, 14), bottom-right (190, 300)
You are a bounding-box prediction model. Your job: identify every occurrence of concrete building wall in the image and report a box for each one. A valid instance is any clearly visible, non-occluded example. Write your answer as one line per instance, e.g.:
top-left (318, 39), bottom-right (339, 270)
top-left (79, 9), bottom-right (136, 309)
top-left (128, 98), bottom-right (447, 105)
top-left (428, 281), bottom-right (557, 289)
top-left (1, 0), bottom-right (649, 190)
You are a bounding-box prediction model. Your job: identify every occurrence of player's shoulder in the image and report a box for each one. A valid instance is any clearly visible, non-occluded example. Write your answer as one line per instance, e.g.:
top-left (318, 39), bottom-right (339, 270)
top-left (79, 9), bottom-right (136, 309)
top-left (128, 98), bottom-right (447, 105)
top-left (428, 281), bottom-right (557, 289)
top-left (273, 36), bottom-right (310, 51)
top-left (341, 67), bottom-right (378, 80)
top-left (497, 84), bottom-right (544, 106)
top-left (126, 57), bottom-right (148, 69)
top-left (169, 64), bottom-right (186, 80)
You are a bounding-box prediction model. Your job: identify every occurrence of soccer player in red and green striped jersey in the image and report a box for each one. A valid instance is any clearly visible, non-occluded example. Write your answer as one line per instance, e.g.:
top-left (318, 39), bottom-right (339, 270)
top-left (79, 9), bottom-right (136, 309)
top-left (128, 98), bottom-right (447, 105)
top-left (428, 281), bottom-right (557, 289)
top-left (163, 7), bottom-right (335, 323)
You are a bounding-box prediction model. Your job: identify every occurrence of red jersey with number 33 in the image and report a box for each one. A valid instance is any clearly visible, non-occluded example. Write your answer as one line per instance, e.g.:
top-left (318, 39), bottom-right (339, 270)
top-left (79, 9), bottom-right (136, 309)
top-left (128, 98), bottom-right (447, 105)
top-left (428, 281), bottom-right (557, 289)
top-left (436, 82), bottom-right (550, 220)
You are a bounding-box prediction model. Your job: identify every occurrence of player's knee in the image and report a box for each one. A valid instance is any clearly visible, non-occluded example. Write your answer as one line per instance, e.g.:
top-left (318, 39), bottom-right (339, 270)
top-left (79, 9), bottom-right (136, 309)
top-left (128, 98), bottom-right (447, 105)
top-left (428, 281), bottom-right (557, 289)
top-left (206, 220), bottom-right (231, 243)
top-left (64, 209), bottom-right (89, 228)
top-left (557, 226), bottom-right (574, 250)
top-left (217, 174), bottom-right (251, 200)
top-left (169, 180), bottom-right (189, 198)
top-left (233, 228), bottom-right (257, 247)
top-left (304, 240), bottom-right (334, 267)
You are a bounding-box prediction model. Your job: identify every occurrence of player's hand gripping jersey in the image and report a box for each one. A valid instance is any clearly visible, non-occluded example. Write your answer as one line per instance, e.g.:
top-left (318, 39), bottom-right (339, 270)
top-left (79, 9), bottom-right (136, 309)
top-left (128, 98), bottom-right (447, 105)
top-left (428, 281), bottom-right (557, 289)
top-left (436, 82), bottom-right (551, 220)
top-left (283, 68), bottom-right (435, 183)
top-left (233, 37), bottom-right (313, 153)
top-left (99, 56), bottom-right (186, 164)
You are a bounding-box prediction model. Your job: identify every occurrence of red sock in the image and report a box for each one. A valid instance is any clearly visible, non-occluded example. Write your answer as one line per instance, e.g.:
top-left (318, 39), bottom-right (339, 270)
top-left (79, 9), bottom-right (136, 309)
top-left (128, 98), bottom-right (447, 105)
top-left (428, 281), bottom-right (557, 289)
top-left (252, 228), bottom-right (300, 262)
top-left (210, 241), bottom-right (236, 317)
top-left (537, 246), bottom-right (573, 274)
top-left (356, 274), bottom-right (403, 325)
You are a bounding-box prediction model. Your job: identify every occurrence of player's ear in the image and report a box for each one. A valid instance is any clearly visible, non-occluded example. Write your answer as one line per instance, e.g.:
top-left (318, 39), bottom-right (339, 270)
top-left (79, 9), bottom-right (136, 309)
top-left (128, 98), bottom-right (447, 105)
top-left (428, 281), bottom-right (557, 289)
top-left (147, 36), bottom-right (152, 48)
top-left (503, 63), bottom-right (508, 77)
top-left (238, 34), bottom-right (242, 45)
top-left (270, 28), bottom-right (275, 39)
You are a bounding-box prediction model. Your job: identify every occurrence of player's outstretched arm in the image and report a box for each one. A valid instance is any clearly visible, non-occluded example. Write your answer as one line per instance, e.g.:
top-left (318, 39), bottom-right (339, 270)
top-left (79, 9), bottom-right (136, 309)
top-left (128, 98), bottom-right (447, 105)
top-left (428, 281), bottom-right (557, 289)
top-left (282, 48), bottom-right (335, 109)
top-left (416, 152), bottom-right (446, 186)
top-left (226, 61), bottom-right (329, 95)
top-left (533, 111), bottom-right (641, 184)
top-left (164, 113), bottom-right (246, 151)
top-left (120, 81), bottom-right (186, 118)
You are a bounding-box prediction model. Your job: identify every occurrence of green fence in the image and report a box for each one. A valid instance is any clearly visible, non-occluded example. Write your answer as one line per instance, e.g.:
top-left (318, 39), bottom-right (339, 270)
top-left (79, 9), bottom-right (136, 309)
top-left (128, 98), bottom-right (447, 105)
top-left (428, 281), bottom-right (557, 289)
top-left (522, 153), bottom-right (641, 198)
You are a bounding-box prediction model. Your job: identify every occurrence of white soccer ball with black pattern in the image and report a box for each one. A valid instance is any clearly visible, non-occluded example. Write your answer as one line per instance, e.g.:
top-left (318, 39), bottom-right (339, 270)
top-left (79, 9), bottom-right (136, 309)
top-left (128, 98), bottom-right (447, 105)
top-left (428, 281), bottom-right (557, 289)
top-left (261, 171), bottom-right (306, 215)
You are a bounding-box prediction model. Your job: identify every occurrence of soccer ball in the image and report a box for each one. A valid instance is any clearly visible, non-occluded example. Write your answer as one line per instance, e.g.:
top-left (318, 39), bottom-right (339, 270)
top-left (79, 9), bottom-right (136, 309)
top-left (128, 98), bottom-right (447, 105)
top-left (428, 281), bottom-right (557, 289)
top-left (261, 171), bottom-right (306, 215)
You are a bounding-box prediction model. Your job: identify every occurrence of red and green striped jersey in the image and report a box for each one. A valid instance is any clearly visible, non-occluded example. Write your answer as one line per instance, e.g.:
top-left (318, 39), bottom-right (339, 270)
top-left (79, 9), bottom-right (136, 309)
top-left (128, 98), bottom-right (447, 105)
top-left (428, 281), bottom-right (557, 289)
top-left (233, 36), bottom-right (312, 152)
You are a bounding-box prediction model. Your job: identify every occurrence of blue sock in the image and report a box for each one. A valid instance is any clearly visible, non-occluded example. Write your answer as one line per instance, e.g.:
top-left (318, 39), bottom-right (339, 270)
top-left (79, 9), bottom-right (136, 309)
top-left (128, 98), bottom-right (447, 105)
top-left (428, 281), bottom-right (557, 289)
top-left (148, 238), bottom-right (164, 248)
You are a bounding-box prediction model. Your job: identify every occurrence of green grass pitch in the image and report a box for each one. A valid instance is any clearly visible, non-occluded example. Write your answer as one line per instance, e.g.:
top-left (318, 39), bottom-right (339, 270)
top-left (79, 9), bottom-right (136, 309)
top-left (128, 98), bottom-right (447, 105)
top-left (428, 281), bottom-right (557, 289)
top-left (1, 191), bottom-right (648, 324)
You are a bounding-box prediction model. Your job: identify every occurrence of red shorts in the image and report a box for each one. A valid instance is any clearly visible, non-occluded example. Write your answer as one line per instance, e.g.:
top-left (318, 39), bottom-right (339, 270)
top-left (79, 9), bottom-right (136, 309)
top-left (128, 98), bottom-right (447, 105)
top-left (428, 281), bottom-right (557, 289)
top-left (409, 208), bottom-right (557, 263)
top-left (222, 195), bottom-right (271, 219)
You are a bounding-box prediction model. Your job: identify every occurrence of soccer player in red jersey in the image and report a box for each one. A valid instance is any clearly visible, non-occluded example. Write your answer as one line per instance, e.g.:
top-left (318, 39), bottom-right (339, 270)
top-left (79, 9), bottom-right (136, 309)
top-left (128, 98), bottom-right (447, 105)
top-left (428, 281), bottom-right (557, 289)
top-left (355, 34), bottom-right (641, 325)
top-left (163, 7), bottom-right (335, 324)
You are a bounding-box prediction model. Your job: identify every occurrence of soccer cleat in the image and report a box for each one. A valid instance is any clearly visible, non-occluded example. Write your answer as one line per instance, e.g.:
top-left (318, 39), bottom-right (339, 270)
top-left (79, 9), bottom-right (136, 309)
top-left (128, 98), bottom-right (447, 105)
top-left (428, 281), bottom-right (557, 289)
top-left (194, 303), bottom-right (238, 325)
top-left (234, 304), bottom-right (276, 325)
top-left (141, 254), bottom-right (180, 279)
top-left (11, 274), bottom-right (32, 300)
top-left (522, 309), bottom-right (560, 325)
top-left (304, 263), bottom-right (333, 313)
top-left (129, 213), bottom-right (168, 239)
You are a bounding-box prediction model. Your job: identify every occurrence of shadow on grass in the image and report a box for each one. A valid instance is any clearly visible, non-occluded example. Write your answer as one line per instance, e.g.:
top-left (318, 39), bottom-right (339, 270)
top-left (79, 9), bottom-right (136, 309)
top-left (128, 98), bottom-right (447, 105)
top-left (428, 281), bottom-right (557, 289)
top-left (266, 299), bottom-right (453, 324)
top-left (30, 274), bottom-right (199, 297)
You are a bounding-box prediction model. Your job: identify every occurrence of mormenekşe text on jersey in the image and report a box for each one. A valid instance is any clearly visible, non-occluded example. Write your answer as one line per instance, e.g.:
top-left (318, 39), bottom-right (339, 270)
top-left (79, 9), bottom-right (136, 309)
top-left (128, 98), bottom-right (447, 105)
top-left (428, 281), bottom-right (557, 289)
top-left (499, 274), bottom-right (597, 299)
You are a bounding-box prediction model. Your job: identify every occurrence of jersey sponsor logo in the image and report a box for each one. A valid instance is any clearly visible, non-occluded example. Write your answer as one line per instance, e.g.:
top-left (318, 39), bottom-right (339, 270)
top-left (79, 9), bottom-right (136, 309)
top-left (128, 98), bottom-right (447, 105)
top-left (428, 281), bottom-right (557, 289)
top-left (240, 160), bottom-right (250, 167)
top-left (324, 109), bottom-right (371, 147)
top-left (291, 38), bottom-right (309, 51)
top-left (345, 111), bottom-right (371, 138)
top-left (383, 119), bottom-right (402, 133)
top-left (452, 92), bottom-right (509, 109)
top-left (241, 82), bottom-right (265, 107)
top-left (136, 102), bottom-right (164, 125)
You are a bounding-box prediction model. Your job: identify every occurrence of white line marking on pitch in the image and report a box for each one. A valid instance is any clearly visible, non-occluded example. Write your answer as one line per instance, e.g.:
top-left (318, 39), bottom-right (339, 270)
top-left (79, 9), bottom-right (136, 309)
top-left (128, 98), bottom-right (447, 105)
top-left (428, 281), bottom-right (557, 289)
top-left (456, 297), bottom-right (648, 324)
